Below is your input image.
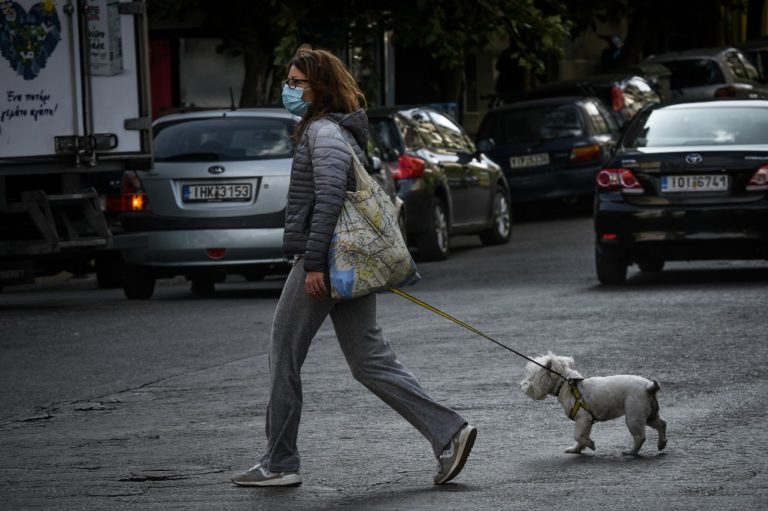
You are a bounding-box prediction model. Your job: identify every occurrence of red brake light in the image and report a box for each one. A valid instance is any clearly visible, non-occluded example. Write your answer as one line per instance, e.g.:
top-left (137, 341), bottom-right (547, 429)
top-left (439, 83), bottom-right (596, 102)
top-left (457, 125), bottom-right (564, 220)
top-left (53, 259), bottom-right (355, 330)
top-left (392, 155), bottom-right (426, 180)
top-left (611, 84), bottom-right (625, 112)
top-left (596, 168), bottom-right (643, 194)
top-left (105, 171), bottom-right (148, 212)
top-left (714, 86), bottom-right (738, 98)
top-left (206, 248), bottom-right (226, 259)
top-left (747, 165), bottom-right (768, 191)
top-left (570, 144), bottom-right (602, 164)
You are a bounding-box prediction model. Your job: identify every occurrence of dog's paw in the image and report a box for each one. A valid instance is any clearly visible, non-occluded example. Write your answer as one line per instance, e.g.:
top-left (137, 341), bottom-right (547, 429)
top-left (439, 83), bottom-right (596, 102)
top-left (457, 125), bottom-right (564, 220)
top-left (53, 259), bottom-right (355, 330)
top-left (565, 445), bottom-right (583, 454)
top-left (588, 440), bottom-right (596, 451)
top-left (658, 438), bottom-right (667, 451)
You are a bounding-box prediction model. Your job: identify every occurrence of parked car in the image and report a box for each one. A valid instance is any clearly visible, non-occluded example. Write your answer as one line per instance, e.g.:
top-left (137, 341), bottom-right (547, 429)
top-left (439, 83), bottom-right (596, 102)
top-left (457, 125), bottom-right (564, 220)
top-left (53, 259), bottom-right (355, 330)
top-left (646, 47), bottom-right (768, 100)
top-left (367, 106), bottom-right (512, 261)
top-left (113, 108), bottom-right (299, 299)
top-left (109, 108), bottom-right (404, 299)
top-left (594, 99), bottom-right (768, 285)
top-left (516, 73), bottom-right (662, 127)
top-left (476, 97), bottom-right (620, 206)
top-left (737, 39), bottom-right (768, 83)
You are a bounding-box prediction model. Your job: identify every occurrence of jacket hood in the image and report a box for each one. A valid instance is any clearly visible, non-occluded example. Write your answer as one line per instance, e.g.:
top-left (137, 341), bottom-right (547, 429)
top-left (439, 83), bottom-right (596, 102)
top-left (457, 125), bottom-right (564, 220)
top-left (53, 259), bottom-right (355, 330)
top-left (327, 110), bottom-right (369, 150)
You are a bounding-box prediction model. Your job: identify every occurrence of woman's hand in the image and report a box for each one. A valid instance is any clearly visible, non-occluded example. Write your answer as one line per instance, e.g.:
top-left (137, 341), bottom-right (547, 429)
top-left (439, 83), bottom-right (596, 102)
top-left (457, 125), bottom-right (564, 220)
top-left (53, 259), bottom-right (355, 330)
top-left (305, 271), bottom-right (327, 300)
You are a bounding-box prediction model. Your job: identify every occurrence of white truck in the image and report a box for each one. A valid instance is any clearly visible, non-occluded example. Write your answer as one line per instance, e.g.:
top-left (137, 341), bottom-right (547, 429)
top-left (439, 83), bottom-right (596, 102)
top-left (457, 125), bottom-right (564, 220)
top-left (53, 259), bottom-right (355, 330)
top-left (0, 0), bottom-right (151, 290)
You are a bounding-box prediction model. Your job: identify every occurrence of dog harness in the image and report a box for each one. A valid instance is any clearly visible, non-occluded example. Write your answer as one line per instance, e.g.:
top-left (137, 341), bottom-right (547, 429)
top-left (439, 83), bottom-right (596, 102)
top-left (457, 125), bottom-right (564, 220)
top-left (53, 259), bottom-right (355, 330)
top-left (563, 379), bottom-right (600, 422)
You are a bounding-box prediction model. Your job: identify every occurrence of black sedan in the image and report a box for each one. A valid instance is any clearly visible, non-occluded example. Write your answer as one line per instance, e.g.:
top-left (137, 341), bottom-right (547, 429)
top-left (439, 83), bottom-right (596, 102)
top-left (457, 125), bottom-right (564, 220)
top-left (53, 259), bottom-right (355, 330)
top-left (477, 97), bottom-right (620, 207)
top-left (368, 107), bottom-right (512, 261)
top-left (594, 99), bottom-right (768, 284)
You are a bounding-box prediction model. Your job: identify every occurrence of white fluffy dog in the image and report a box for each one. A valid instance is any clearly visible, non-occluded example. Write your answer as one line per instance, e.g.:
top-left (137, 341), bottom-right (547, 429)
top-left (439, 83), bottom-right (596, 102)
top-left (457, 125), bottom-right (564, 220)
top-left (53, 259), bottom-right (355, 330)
top-left (519, 353), bottom-right (667, 455)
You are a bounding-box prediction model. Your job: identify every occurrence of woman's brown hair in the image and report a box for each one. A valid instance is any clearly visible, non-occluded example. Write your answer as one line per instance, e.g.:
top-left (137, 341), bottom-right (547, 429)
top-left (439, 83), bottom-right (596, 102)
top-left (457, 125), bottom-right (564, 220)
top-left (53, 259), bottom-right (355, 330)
top-left (287, 48), bottom-right (367, 140)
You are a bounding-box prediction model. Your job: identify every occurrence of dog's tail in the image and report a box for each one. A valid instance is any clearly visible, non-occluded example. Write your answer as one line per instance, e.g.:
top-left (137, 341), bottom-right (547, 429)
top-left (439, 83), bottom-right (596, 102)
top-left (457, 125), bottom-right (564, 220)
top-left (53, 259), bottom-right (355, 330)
top-left (646, 379), bottom-right (660, 395)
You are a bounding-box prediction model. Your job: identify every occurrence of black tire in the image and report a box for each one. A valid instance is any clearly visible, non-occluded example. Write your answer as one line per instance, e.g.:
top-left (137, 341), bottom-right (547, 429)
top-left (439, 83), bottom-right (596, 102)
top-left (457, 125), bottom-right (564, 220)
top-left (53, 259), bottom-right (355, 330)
top-left (398, 207), bottom-right (408, 247)
top-left (122, 267), bottom-right (156, 299)
top-left (479, 187), bottom-right (512, 246)
top-left (190, 277), bottom-right (216, 296)
top-left (418, 197), bottom-right (450, 261)
top-left (595, 246), bottom-right (627, 285)
top-left (638, 258), bottom-right (665, 273)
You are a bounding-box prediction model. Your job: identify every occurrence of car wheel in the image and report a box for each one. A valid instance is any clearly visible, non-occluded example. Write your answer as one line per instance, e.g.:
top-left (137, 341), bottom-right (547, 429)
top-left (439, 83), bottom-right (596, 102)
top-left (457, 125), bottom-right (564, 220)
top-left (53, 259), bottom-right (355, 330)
top-left (638, 258), bottom-right (665, 273)
top-left (398, 207), bottom-right (408, 247)
top-left (418, 197), bottom-right (449, 261)
top-left (479, 187), bottom-right (512, 246)
top-left (122, 267), bottom-right (156, 299)
top-left (595, 246), bottom-right (627, 285)
top-left (190, 277), bottom-right (216, 296)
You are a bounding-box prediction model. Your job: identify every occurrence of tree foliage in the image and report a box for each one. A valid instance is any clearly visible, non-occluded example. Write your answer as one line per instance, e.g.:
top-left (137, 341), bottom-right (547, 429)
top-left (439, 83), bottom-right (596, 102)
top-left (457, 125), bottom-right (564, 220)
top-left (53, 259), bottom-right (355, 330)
top-left (149, 0), bottom-right (571, 106)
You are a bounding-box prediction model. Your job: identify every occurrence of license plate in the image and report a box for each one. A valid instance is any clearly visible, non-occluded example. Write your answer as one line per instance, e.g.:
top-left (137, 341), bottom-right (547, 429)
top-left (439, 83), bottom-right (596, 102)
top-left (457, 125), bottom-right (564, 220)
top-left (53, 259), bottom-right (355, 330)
top-left (509, 153), bottom-right (550, 168)
top-left (661, 175), bottom-right (729, 193)
top-left (182, 183), bottom-right (252, 202)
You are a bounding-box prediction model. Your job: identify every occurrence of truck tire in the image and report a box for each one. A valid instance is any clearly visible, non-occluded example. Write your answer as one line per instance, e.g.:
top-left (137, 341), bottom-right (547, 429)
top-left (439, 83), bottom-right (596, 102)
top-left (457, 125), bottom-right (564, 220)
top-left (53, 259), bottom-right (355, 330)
top-left (595, 246), bottom-right (627, 285)
top-left (479, 187), bottom-right (512, 246)
top-left (122, 268), bottom-right (155, 299)
top-left (418, 197), bottom-right (449, 261)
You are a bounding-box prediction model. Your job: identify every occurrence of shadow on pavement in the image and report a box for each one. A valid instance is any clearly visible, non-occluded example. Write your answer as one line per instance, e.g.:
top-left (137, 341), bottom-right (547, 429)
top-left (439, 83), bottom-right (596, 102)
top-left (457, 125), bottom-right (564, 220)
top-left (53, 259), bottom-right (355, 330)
top-left (592, 266), bottom-right (768, 291)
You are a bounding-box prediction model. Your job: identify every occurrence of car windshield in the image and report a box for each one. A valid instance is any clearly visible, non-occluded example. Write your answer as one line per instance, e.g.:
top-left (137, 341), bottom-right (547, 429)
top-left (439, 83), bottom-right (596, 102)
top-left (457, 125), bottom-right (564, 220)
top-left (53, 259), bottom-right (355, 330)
top-left (479, 104), bottom-right (583, 145)
top-left (153, 117), bottom-right (295, 161)
top-left (662, 59), bottom-right (726, 88)
top-left (623, 106), bottom-right (768, 147)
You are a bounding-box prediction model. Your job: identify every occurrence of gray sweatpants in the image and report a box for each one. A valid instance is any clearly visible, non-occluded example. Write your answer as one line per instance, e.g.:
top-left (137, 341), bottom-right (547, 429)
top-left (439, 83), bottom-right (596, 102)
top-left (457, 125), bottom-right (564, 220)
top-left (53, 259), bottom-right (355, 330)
top-left (259, 261), bottom-right (467, 472)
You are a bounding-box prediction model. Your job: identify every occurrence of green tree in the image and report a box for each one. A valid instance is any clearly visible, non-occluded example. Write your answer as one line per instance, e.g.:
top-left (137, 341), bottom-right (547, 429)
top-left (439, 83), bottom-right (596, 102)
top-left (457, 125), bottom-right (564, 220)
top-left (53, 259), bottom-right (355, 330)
top-left (150, 0), bottom-right (572, 107)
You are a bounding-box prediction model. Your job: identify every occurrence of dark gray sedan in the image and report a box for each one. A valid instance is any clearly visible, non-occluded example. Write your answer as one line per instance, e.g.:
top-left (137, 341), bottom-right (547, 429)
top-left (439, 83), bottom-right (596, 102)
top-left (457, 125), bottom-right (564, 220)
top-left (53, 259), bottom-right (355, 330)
top-left (477, 97), bottom-right (620, 207)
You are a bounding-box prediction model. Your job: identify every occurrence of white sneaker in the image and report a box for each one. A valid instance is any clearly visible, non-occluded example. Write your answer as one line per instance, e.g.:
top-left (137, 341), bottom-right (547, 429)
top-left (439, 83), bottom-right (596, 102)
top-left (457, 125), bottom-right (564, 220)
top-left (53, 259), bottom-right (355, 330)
top-left (231, 464), bottom-right (302, 487)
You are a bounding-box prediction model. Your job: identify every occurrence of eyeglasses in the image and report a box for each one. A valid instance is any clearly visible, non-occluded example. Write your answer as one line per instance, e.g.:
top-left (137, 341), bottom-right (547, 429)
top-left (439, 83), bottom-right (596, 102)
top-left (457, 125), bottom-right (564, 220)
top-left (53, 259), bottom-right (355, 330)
top-left (282, 78), bottom-right (310, 90)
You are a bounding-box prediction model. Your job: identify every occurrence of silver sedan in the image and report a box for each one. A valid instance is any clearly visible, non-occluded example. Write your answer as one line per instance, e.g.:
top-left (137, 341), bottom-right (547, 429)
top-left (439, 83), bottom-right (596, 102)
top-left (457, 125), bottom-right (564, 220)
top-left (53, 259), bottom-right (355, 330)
top-left (118, 109), bottom-right (299, 299)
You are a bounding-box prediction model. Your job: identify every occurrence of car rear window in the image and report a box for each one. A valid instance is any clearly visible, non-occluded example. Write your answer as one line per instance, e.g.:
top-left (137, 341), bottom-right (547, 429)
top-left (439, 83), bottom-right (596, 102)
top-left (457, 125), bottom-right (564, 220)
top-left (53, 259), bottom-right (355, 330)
top-left (153, 117), bottom-right (295, 162)
top-left (479, 104), bottom-right (584, 145)
top-left (663, 59), bottom-right (726, 88)
top-left (623, 106), bottom-right (768, 147)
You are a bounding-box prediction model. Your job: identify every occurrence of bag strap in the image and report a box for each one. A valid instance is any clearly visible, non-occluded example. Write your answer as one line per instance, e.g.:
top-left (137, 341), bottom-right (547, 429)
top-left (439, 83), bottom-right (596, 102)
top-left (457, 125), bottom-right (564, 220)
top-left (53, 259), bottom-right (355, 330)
top-left (324, 117), bottom-right (370, 191)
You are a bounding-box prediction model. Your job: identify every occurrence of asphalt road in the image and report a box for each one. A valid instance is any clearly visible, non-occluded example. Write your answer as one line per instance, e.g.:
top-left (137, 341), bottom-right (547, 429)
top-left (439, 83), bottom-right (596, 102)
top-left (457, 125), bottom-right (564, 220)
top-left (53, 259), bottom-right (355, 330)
top-left (1, 211), bottom-right (767, 510)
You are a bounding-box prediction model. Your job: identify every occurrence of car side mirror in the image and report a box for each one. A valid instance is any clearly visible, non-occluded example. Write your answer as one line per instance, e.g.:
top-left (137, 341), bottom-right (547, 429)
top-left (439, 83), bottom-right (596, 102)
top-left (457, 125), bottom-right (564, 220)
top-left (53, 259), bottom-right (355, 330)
top-left (477, 138), bottom-right (495, 153)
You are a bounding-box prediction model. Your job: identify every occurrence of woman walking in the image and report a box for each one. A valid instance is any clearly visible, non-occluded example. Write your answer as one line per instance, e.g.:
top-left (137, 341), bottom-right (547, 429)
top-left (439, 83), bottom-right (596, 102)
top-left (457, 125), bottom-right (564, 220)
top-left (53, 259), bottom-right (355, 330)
top-left (231, 48), bottom-right (475, 487)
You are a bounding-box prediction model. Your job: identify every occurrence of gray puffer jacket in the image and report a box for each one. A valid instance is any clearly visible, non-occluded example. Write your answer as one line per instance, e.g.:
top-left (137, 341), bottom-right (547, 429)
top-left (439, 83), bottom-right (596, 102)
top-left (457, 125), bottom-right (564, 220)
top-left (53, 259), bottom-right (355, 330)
top-left (283, 110), bottom-right (368, 272)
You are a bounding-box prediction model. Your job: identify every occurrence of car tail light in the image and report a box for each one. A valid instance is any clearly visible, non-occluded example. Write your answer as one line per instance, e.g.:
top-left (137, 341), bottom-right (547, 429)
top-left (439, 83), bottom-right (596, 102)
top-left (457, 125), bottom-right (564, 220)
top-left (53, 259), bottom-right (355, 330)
top-left (391, 154), bottom-right (426, 180)
top-left (106, 171), bottom-right (149, 212)
top-left (747, 164), bottom-right (768, 191)
top-left (206, 248), bottom-right (226, 259)
top-left (611, 84), bottom-right (625, 112)
top-left (714, 86), bottom-right (738, 98)
top-left (596, 168), bottom-right (643, 194)
top-left (570, 144), bottom-right (602, 164)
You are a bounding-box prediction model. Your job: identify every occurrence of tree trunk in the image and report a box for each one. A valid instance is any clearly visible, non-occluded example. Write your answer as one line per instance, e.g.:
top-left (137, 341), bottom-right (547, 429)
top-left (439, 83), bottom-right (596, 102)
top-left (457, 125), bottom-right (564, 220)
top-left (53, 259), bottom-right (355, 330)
top-left (240, 48), bottom-right (272, 107)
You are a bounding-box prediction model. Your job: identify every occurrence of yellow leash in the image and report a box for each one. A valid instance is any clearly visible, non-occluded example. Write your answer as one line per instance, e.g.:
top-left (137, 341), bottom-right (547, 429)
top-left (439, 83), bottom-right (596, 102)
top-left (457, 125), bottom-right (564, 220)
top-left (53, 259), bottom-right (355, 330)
top-left (388, 287), bottom-right (564, 379)
top-left (389, 287), bottom-right (599, 421)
